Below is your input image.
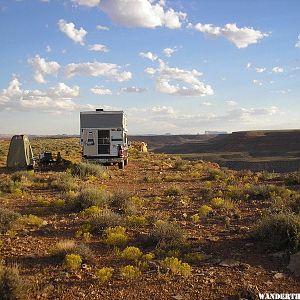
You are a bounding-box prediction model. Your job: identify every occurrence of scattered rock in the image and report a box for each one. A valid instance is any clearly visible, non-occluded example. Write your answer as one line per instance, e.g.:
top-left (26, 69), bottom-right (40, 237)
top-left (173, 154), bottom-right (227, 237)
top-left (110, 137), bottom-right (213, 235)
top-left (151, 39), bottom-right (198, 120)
top-left (273, 272), bottom-right (286, 279)
top-left (219, 259), bottom-right (240, 267)
top-left (288, 251), bottom-right (300, 277)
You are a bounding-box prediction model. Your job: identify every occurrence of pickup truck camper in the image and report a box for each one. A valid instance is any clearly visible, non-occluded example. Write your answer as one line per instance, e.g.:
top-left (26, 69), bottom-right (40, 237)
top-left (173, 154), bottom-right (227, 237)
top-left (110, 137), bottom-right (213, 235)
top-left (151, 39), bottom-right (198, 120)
top-left (80, 109), bottom-right (129, 169)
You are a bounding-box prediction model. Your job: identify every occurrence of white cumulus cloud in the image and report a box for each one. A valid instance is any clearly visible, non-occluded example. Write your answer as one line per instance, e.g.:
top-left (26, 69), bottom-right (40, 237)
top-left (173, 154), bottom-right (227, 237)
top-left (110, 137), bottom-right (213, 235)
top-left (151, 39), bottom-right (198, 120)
top-left (295, 34), bottom-right (300, 48)
top-left (88, 44), bottom-right (109, 52)
top-left (226, 100), bottom-right (238, 106)
top-left (255, 67), bottom-right (266, 73)
top-left (139, 51), bottom-right (158, 61)
top-left (72, 0), bottom-right (101, 7)
top-left (151, 60), bottom-right (213, 97)
top-left (0, 77), bottom-right (81, 113)
top-left (99, 0), bottom-right (186, 29)
top-left (90, 85), bottom-right (112, 95)
top-left (58, 19), bottom-right (87, 45)
top-left (121, 86), bottom-right (147, 93)
top-left (272, 66), bottom-right (284, 73)
top-left (253, 79), bottom-right (263, 86)
top-left (96, 24), bottom-right (109, 31)
top-left (28, 55), bottom-right (61, 84)
top-left (163, 47), bottom-right (176, 57)
top-left (189, 23), bottom-right (268, 48)
top-left (65, 61), bottom-right (132, 82)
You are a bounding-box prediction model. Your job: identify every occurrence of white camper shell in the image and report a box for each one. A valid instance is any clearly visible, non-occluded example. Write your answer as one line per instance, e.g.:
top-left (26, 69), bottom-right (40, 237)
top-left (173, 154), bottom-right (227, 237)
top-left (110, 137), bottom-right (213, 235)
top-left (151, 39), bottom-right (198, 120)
top-left (80, 109), bottom-right (128, 169)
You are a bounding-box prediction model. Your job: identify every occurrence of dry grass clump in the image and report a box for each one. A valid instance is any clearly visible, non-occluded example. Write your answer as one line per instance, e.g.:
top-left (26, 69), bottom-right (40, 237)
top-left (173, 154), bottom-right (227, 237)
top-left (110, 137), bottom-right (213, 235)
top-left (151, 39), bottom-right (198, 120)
top-left (50, 240), bottom-right (94, 262)
top-left (252, 212), bottom-right (300, 251)
top-left (10, 171), bottom-right (35, 183)
top-left (0, 208), bottom-right (20, 233)
top-left (164, 186), bottom-right (182, 196)
top-left (0, 264), bottom-right (28, 300)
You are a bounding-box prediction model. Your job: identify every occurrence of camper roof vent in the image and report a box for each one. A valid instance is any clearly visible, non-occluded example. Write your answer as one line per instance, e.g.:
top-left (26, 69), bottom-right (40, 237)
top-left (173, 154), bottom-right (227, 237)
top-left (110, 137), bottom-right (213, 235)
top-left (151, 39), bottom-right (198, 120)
top-left (96, 108), bottom-right (104, 112)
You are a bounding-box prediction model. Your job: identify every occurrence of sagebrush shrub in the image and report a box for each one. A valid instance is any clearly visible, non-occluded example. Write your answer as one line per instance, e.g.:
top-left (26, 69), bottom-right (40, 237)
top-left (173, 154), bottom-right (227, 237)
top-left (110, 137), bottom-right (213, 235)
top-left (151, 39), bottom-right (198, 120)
top-left (0, 264), bottom-right (27, 300)
top-left (69, 188), bottom-right (111, 211)
top-left (51, 173), bottom-right (79, 192)
top-left (149, 221), bottom-right (185, 250)
top-left (253, 212), bottom-right (300, 251)
top-left (90, 209), bottom-right (123, 232)
top-left (0, 208), bottom-right (20, 233)
top-left (71, 162), bottom-right (107, 179)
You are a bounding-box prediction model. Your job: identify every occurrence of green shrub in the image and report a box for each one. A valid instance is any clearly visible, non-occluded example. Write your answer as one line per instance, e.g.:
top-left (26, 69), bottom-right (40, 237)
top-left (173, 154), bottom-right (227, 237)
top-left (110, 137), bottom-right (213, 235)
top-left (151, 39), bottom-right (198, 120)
top-left (14, 215), bottom-right (44, 229)
top-left (126, 215), bottom-right (148, 227)
top-left (149, 221), bottom-right (185, 250)
top-left (71, 162), bottom-right (107, 179)
top-left (0, 264), bottom-right (27, 300)
top-left (103, 226), bottom-right (128, 247)
top-left (253, 213), bottom-right (300, 251)
top-left (95, 267), bottom-right (114, 283)
top-left (64, 254), bottom-right (82, 270)
top-left (161, 257), bottom-right (191, 277)
top-left (121, 246), bottom-right (143, 261)
top-left (210, 197), bottom-right (224, 208)
top-left (120, 265), bottom-right (141, 279)
top-left (90, 209), bottom-right (123, 232)
top-left (0, 208), bottom-right (20, 233)
top-left (79, 206), bottom-right (102, 218)
top-left (198, 205), bottom-right (213, 216)
top-left (191, 214), bottom-right (200, 223)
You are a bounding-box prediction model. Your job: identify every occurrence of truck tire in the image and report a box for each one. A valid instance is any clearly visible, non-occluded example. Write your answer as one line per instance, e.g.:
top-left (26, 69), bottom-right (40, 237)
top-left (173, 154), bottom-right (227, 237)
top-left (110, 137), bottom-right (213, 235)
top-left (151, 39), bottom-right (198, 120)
top-left (124, 157), bottom-right (128, 166)
top-left (118, 160), bottom-right (125, 170)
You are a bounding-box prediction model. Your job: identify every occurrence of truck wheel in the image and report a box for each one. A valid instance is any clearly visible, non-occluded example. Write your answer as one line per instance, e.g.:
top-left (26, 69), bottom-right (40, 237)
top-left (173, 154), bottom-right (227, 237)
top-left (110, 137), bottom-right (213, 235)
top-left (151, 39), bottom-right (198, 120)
top-left (124, 158), bottom-right (128, 166)
top-left (118, 160), bottom-right (125, 170)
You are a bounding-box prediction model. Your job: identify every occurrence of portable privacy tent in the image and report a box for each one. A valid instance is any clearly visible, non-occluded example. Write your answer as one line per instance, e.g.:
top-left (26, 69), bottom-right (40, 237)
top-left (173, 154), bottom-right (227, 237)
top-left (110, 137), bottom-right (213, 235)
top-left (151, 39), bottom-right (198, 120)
top-left (6, 135), bottom-right (34, 169)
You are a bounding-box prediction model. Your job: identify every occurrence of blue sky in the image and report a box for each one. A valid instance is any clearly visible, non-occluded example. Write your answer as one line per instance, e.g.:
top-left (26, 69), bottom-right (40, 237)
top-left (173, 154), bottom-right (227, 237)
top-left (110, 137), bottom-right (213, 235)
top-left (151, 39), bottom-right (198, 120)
top-left (0, 0), bottom-right (299, 135)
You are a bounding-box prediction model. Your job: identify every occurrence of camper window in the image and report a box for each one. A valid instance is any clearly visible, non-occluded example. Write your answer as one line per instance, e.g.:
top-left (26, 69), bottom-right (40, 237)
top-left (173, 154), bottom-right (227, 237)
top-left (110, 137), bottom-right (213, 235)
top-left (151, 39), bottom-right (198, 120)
top-left (87, 132), bottom-right (94, 145)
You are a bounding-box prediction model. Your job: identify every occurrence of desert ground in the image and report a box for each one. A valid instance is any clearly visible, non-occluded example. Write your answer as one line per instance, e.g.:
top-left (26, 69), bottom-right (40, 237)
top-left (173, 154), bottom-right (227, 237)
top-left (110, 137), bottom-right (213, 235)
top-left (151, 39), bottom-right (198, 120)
top-left (0, 137), bottom-right (300, 299)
